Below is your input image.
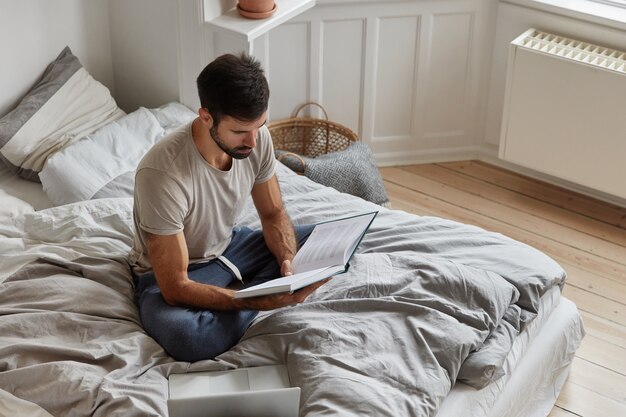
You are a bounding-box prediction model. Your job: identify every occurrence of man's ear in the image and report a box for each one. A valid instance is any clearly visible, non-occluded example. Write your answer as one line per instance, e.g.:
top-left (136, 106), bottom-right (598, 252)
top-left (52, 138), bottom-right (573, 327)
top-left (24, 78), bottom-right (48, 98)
top-left (198, 108), bottom-right (214, 129)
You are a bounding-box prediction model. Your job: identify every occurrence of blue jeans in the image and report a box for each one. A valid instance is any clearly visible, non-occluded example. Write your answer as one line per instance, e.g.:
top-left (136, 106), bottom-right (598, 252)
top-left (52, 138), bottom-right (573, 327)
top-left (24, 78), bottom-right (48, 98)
top-left (133, 225), bottom-right (315, 362)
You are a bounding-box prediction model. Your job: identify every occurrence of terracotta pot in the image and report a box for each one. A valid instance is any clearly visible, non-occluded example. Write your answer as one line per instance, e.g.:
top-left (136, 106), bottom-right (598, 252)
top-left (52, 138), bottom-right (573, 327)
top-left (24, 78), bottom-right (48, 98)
top-left (237, 0), bottom-right (277, 19)
top-left (238, 0), bottom-right (275, 13)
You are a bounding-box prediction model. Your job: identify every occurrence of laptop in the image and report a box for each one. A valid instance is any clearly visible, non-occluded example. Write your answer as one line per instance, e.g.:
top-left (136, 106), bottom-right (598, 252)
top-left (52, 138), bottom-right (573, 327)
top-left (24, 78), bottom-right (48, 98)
top-left (168, 364), bottom-right (301, 417)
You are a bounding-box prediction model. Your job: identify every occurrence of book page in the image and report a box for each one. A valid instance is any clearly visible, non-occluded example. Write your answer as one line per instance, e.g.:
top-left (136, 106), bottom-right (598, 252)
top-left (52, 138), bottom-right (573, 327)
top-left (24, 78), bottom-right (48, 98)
top-left (292, 212), bottom-right (376, 274)
top-left (234, 265), bottom-right (344, 299)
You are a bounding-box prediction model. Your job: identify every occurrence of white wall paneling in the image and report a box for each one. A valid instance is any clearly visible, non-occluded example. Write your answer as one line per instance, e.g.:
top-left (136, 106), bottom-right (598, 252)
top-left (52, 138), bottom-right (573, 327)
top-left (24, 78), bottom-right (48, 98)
top-left (268, 22), bottom-right (311, 121)
top-left (373, 15), bottom-right (419, 143)
top-left (422, 13), bottom-right (473, 140)
top-left (173, 0), bottom-right (496, 165)
top-left (262, 0), bottom-right (495, 165)
top-left (321, 18), bottom-right (365, 136)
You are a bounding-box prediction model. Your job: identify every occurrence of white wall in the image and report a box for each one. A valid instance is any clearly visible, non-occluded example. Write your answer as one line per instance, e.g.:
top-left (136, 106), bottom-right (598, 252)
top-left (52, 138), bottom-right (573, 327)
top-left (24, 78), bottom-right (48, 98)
top-left (108, 0), bottom-right (182, 112)
top-left (0, 0), bottom-right (182, 116)
top-left (0, 0), bottom-right (114, 117)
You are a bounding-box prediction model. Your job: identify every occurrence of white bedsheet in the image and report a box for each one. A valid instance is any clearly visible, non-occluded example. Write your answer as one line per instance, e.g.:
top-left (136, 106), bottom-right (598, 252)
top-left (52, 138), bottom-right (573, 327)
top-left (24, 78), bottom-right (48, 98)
top-left (0, 162), bottom-right (52, 216)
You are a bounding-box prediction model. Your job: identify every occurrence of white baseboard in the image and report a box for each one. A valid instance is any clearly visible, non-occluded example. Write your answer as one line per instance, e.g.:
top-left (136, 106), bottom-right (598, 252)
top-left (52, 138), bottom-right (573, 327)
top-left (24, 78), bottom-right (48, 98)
top-left (375, 145), bottom-right (626, 208)
top-left (374, 146), bottom-right (481, 168)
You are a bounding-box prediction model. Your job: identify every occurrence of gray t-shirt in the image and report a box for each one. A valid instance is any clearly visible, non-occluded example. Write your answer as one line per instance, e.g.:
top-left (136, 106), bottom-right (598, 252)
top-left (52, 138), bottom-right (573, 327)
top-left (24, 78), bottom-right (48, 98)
top-left (129, 121), bottom-right (276, 274)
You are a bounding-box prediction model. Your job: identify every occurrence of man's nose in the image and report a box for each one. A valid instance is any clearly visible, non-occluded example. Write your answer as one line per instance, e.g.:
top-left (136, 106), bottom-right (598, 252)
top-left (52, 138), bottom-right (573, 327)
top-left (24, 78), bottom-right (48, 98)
top-left (244, 130), bottom-right (257, 147)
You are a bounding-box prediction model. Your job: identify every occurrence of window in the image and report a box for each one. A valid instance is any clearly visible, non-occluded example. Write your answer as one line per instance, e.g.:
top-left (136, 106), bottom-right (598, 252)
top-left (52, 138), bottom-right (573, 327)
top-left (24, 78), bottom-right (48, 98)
top-left (540, 0), bottom-right (626, 27)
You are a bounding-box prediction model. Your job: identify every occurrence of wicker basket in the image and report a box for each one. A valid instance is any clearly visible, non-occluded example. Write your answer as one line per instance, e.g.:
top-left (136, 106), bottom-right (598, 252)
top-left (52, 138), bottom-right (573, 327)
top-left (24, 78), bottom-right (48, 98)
top-left (268, 102), bottom-right (358, 159)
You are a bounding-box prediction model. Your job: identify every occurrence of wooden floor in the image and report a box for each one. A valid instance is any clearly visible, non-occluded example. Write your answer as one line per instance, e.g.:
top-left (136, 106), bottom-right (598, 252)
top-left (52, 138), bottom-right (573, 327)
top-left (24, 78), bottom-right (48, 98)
top-left (379, 161), bottom-right (626, 417)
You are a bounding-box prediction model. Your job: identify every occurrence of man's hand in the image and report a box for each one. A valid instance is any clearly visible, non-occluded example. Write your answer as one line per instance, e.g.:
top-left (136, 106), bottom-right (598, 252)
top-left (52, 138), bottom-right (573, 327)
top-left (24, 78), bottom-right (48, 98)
top-left (233, 278), bottom-right (332, 311)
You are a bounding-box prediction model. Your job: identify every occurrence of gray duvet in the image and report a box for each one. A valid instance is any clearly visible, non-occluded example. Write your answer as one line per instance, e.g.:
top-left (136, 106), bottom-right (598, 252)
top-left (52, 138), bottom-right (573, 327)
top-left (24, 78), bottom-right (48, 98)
top-left (0, 165), bottom-right (565, 417)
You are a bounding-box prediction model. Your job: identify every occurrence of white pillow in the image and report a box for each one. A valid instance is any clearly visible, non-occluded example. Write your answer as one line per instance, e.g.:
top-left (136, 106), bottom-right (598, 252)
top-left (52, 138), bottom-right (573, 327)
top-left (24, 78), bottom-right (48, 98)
top-left (39, 103), bottom-right (196, 206)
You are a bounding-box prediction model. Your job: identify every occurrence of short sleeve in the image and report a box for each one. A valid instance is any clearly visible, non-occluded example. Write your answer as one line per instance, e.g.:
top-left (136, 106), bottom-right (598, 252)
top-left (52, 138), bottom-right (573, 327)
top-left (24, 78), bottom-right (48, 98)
top-left (255, 125), bottom-right (277, 184)
top-left (134, 167), bottom-right (188, 235)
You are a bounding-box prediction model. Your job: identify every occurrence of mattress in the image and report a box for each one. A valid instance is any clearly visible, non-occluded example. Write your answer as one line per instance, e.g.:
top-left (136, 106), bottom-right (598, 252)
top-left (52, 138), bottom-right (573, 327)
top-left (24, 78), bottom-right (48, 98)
top-left (437, 287), bottom-right (583, 417)
top-left (488, 298), bottom-right (582, 417)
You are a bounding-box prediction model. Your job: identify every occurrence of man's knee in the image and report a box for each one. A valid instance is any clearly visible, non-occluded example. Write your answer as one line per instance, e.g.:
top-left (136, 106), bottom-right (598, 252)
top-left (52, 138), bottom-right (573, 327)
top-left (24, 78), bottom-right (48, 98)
top-left (142, 302), bottom-right (257, 362)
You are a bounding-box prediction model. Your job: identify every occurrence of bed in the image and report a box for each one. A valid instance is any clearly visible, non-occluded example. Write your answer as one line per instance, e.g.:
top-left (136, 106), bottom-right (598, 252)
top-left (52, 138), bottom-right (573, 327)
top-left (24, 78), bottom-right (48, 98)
top-left (0, 48), bottom-right (584, 417)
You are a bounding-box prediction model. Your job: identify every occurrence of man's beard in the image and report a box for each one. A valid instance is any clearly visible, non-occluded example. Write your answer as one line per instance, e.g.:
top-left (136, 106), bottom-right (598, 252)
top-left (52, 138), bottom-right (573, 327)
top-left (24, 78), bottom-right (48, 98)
top-left (210, 126), bottom-right (253, 160)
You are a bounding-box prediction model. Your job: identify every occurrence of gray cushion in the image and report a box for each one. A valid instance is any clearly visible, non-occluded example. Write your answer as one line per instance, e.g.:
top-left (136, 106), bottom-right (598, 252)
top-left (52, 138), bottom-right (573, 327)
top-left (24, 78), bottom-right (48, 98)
top-left (276, 142), bottom-right (389, 207)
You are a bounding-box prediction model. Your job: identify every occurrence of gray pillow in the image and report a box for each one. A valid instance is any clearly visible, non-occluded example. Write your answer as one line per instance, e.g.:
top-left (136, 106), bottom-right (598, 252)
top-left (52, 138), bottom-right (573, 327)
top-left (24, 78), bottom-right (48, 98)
top-left (0, 46), bottom-right (124, 181)
top-left (276, 142), bottom-right (390, 207)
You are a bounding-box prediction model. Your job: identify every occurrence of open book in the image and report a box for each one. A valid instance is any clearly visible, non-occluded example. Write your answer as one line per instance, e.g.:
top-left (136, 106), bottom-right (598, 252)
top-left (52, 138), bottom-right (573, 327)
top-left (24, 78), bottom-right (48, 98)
top-left (234, 211), bottom-right (378, 299)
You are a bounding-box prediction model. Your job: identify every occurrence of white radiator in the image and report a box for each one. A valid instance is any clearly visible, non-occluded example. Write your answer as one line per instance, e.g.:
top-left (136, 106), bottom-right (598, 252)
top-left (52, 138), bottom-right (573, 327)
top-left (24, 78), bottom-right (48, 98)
top-left (499, 28), bottom-right (626, 200)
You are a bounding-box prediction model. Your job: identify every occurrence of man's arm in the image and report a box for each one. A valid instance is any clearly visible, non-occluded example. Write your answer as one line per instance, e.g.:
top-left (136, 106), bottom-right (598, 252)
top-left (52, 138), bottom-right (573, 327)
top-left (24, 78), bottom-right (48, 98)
top-left (145, 229), bottom-right (327, 311)
top-left (251, 174), bottom-right (297, 276)
top-left (146, 232), bottom-right (239, 309)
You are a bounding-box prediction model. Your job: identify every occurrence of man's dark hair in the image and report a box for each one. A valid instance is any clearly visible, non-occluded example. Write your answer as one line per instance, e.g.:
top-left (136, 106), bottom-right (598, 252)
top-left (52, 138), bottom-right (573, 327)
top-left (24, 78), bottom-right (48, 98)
top-left (196, 53), bottom-right (269, 126)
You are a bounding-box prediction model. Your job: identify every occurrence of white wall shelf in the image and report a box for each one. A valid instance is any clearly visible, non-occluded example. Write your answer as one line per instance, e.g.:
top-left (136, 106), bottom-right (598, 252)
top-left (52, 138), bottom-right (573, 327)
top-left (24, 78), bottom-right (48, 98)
top-left (206, 0), bottom-right (316, 43)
